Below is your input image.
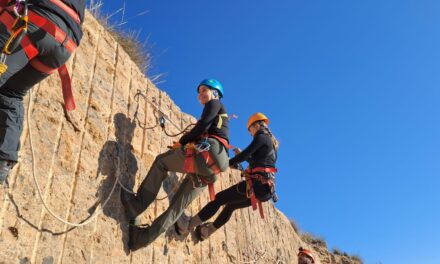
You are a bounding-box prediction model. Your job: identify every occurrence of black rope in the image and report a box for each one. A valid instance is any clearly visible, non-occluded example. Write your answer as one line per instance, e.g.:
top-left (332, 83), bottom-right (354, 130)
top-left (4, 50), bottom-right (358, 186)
top-left (133, 89), bottom-right (196, 137)
top-left (161, 122), bottom-right (195, 138)
top-left (133, 90), bottom-right (159, 130)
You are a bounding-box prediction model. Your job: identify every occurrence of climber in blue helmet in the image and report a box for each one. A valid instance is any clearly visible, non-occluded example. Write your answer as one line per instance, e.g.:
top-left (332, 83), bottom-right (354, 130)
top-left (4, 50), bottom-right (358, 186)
top-left (121, 78), bottom-right (231, 251)
top-left (198, 78), bottom-right (224, 98)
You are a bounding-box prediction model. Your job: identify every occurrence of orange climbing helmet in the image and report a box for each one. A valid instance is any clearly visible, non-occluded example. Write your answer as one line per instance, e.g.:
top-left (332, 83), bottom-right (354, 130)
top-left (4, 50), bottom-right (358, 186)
top-left (298, 247), bottom-right (315, 263)
top-left (247, 112), bottom-right (269, 130)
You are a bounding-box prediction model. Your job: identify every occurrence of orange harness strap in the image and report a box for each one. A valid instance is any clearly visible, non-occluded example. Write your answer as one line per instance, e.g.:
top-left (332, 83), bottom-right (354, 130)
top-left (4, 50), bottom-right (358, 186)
top-left (183, 146), bottom-right (220, 201)
top-left (182, 135), bottom-right (229, 201)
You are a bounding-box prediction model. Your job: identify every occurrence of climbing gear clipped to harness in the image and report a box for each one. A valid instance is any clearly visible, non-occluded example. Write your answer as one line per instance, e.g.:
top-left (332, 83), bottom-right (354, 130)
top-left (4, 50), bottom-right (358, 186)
top-left (247, 112), bottom-right (269, 130)
top-left (0, 1), bottom-right (80, 110)
top-left (182, 133), bottom-right (234, 201)
top-left (0, 0), bottom-right (28, 75)
top-left (197, 79), bottom-right (224, 98)
top-left (240, 166), bottom-right (278, 219)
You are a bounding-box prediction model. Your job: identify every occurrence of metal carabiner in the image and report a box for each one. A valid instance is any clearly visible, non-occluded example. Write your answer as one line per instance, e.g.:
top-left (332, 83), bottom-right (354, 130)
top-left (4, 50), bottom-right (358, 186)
top-left (13, 0), bottom-right (28, 18)
top-left (195, 137), bottom-right (210, 152)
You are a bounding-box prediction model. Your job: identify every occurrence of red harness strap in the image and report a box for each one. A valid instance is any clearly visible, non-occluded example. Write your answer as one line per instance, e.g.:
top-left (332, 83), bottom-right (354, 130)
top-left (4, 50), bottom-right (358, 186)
top-left (49, 0), bottom-right (81, 24)
top-left (183, 144), bottom-right (221, 201)
top-left (0, 0), bottom-right (9, 7)
top-left (246, 167), bottom-right (278, 174)
top-left (0, 7), bottom-right (78, 111)
top-left (244, 167), bottom-right (277, 219)
top-left (182, 135), bottom-right (231, 201)
top-left (27, 10), bottom-right (77, 53)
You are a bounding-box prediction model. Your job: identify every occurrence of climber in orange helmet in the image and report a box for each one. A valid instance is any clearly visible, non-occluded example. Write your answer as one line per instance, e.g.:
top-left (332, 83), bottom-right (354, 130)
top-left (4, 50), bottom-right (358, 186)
top-left (176, 112), bottom-right (279, 241)
top-left (298, 247), bottom-right (315, 264)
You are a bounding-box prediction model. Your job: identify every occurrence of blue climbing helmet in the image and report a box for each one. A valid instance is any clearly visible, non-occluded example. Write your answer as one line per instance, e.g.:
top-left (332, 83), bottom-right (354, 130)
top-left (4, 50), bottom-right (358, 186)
top-left (197, 79), bottom-right (224, 98)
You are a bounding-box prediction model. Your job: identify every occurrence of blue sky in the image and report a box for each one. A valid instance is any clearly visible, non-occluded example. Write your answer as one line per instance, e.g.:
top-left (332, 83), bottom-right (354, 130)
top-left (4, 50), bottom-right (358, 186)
top-left (98, 1), bottom-right (440, 263)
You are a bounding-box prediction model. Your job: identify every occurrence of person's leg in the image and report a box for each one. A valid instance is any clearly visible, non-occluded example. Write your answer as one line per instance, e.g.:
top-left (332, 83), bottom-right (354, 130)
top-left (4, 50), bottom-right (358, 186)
top-left (197, 181), bottom-right (248, 223)
top-left (213, 199), bottom-right (252, 229)
top-left (129, 174), bottom-right (205, 250)
top-left (175, 181), bottom-right (247, 235)
top-left (0, 11), bottom-right (34, 175)
top-left (174, 181), bottom-right (248, 236)
top-left (127, 138), bottom-right (229, 248)
top-left (121, 148), bottom-right (188, 219)
top-left (0, 64), bottom-right (49, 184)
top-left (196, 199), bottom-right (252, 241)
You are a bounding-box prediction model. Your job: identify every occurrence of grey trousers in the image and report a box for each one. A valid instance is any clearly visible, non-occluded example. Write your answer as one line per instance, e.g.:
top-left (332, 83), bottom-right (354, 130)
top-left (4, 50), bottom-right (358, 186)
top-left (126, 138), bottom-right (229, 247)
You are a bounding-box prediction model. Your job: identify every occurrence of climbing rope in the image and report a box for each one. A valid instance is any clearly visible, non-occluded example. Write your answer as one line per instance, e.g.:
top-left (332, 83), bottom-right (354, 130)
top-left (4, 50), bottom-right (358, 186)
top-left (134, 89), bottom-right (195, 137)
top-left (133, 91), bottom-right (159, 130)
top-left (22, 87), bottom-right (198, 227)
top-left (161, 119), bottom-right (195, 138)
top-left (27, 90), bottom-right (121, 227)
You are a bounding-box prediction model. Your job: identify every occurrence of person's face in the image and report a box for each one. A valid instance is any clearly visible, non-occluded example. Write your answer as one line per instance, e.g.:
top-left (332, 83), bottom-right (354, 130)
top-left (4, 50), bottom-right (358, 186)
top-left (298, 256), bottom-right (313, 264)
top-left (198, 85), bottom-right (214, 105)
top-left (248, 123), bottom-right (259, 136)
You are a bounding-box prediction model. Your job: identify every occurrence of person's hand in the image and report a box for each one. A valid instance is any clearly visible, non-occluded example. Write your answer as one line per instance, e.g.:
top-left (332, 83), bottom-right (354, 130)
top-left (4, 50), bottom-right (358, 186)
top-left (168, 141), bottom-right (182, 149)
top-left (233, 148), bottom-right (241, 155)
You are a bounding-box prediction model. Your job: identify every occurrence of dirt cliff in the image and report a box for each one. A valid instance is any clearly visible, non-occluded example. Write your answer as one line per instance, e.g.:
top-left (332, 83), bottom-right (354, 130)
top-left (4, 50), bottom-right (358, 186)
top-left (0, 13), bottom-right (359, 264)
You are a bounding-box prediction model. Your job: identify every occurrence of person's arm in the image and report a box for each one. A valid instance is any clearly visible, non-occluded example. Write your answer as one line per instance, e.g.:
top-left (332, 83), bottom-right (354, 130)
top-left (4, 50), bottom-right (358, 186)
top-left (229, 134), bottom-right (265, 167)
top-left (179, 100), bottom-right (221, 145)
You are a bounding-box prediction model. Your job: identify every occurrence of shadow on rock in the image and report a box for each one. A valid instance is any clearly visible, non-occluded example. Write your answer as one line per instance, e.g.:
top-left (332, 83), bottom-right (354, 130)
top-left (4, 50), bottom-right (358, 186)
top-left (95, 113), bottom-right (138, 255)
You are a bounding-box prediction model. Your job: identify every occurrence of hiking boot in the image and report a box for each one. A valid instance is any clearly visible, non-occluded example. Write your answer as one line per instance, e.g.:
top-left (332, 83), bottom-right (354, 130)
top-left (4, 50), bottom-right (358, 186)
top-left (195, 222), bottom-right (217, 241)
top-left (174, 210), bottom-right (193, 236)
top-left (0, 160), bottom-right (15, 185)
top-left (128, 224), bottom-right (149, 252)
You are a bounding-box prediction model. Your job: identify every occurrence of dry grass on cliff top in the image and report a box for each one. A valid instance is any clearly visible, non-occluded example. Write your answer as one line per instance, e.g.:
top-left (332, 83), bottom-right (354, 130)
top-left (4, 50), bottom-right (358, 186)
top-left (332, 248), bottom-right (363, 264)
top-left (88, 0), bottom-right (151, 73)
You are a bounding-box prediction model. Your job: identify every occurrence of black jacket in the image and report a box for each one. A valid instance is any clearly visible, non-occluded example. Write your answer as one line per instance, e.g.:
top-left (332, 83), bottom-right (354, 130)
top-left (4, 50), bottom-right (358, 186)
top-left (229, 130), bottom-right (276, 169)
top-left (31, 0), bottom-right (86, 44)
top-left (179, 99), bottom-right (229, 146)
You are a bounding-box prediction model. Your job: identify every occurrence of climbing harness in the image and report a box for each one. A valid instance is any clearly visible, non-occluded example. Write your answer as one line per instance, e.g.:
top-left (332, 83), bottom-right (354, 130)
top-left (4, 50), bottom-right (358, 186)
top-left (182, 133), bottom-right (234, 201)
top-left (240, 166), bottom-right (278, 219)
top-left (0, 0), bottom-right (80, 110)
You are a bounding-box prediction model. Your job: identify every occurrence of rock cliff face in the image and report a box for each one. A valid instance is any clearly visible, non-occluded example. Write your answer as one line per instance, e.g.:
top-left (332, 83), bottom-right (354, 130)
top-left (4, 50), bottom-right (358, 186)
top-left (0, 13), bottom-right (358, 264)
